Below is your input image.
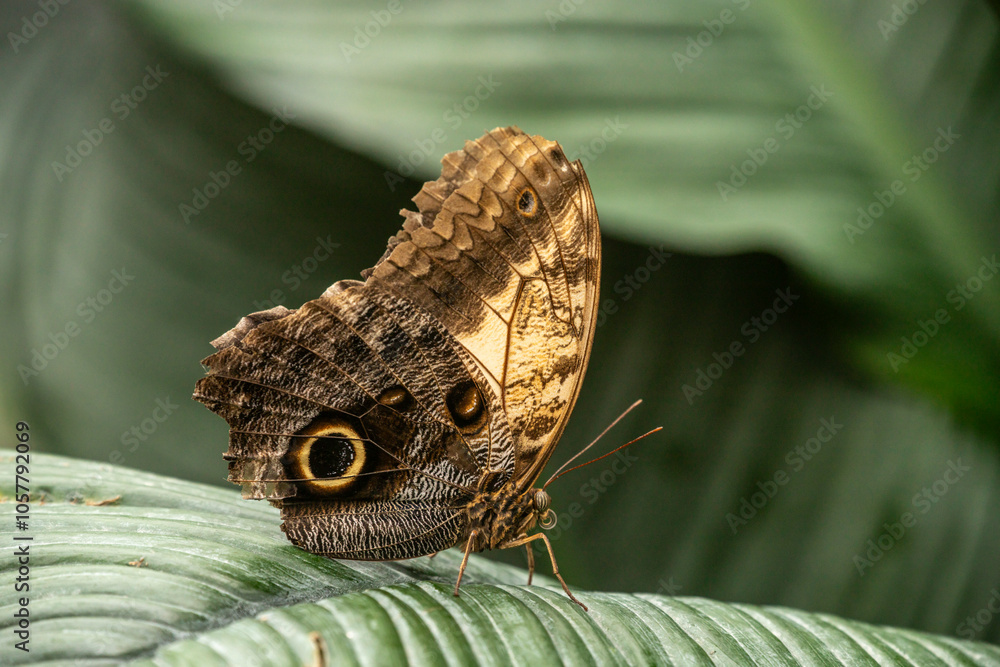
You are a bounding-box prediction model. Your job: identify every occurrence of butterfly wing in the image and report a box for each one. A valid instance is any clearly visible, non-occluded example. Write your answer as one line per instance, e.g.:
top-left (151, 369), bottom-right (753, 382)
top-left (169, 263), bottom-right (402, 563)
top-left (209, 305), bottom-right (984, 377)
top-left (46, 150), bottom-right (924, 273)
top-left (194, 126), bottom-right (600, 559)
top-left (366, 126), bottom-right (601, 489)
top-left (194, 281), bottom-right (511, 558)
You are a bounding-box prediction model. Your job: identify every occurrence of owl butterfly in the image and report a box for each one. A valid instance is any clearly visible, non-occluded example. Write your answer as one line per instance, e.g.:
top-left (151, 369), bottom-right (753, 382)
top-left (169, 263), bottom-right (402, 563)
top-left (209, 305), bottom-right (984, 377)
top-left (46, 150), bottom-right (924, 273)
top-left (194, 126), bottom-right (600, 610)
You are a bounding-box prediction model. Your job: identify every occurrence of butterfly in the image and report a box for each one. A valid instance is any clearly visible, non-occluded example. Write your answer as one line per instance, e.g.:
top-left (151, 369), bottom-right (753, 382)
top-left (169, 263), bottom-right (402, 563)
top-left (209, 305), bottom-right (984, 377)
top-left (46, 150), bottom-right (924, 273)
top-left (194, 127), bottom-right (601, 610)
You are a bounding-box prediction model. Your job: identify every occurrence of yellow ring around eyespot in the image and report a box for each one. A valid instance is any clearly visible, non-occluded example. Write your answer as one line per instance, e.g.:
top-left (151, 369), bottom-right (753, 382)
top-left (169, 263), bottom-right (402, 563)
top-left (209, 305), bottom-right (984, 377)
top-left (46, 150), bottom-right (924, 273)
top-left (295, 425), bottom-right (366, 492)
top-left (517, 187), bottom-right (538, 217)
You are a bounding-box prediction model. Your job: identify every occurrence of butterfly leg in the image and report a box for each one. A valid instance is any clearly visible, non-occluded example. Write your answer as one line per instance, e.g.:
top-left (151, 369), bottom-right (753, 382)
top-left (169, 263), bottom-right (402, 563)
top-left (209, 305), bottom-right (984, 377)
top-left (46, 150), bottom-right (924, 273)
top-left (453, 530), bottom-right (478, 597)
top-left (502, 533), bottom-right (587, 611)
top-left (525, 544), bottom-right (535, 586)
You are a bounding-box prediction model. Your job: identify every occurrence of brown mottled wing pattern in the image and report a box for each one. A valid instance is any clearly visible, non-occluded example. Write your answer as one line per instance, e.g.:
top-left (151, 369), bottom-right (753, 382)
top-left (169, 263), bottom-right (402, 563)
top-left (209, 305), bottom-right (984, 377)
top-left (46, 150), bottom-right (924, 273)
top-left (194, 282), bottom-right (510, 559)
top-left (367, 126), bottom-right (601, 489)
top-left (193, 126), bottom-right (600, 561)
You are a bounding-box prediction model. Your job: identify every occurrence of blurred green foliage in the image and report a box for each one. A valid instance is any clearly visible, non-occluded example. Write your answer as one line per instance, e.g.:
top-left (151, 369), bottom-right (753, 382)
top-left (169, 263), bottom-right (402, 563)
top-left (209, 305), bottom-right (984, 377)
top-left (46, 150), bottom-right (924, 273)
top-left (1, 0), bottom-right (998, 647)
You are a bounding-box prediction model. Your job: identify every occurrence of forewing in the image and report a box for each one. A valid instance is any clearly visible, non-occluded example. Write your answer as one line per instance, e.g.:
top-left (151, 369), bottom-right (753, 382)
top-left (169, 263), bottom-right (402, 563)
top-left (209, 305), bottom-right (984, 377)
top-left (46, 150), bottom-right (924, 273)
top-left (366, 126), bottom-right (601, 489)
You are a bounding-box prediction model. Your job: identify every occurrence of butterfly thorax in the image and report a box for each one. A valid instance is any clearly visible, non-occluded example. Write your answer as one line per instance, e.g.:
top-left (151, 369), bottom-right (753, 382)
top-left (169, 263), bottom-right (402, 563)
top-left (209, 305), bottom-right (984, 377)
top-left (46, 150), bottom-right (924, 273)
top-left (465, 478), bottom-right (538, 551)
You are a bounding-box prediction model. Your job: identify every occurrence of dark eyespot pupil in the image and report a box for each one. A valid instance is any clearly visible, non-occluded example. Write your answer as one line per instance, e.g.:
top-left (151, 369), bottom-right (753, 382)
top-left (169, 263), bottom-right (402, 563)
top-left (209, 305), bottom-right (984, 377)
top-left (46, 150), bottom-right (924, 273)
top-left (517, 189), bottom-right (535, 214)
top-left (309, 437), bottom-right (355, 479)
top-left (448, 381), bottom-right (483, 426)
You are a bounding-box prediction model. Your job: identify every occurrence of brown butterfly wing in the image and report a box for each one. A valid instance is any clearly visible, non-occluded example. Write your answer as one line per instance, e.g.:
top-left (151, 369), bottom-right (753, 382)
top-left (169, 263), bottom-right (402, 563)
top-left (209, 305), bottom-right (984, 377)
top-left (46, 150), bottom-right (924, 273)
top-left (366, 126), bottom-right (601, 490)
top-left (194, 282), bottom-right (511, 558)
top-left (194, 126), bottom-right (600, 559)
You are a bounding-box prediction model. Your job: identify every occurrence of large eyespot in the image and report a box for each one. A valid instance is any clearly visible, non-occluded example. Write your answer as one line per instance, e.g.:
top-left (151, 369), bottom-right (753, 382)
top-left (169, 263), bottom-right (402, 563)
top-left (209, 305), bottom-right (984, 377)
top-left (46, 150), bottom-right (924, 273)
top-left (446, 380), bottom-right (486, 433)
top-left (285, 418), bottom-right (366, 493)
top-left (516, 187), bottom-right (538, 217)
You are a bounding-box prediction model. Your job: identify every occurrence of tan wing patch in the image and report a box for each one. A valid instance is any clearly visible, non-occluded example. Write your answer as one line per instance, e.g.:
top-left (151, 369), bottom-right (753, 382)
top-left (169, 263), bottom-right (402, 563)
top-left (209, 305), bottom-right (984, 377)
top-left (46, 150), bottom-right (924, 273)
top-left (503, 278), bottom-right (581, 482)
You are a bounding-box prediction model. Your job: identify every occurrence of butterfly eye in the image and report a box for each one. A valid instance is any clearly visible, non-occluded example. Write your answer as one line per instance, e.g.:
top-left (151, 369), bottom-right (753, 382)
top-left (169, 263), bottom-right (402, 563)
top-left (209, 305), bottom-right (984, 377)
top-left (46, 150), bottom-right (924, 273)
top-left (447, 381), bottom-right (486, 433)
top-left (516, 187), bottom-right (538, 217)
top-left (532, 489), bottom-right (551, 514)
top-left (286, 419), bottom-right (366, 493)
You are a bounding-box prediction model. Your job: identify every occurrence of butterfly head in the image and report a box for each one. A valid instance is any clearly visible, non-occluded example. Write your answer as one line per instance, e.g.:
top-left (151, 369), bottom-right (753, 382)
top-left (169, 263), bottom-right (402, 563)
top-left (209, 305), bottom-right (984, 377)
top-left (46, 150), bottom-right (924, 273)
top-left (531, 488), bottom-right (557, 530)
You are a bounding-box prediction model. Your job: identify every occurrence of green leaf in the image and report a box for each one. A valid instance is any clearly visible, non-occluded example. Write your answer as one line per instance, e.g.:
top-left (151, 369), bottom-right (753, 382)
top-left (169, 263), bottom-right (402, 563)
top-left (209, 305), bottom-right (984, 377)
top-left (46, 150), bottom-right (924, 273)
top-left (3, 451), bottom-right (999, 666)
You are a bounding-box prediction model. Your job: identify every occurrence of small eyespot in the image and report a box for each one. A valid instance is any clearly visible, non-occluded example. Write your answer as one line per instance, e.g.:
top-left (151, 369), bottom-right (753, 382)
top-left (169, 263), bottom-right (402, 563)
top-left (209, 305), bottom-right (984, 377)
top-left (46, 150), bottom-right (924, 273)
top-left (447, 381), bottom-right (486, 432)
top-left (549, 147), bottom-right (566, 166)
top-left (377, 385), bottom-right (413, 410)
top-left (516, 187), bottom-right (538, 217)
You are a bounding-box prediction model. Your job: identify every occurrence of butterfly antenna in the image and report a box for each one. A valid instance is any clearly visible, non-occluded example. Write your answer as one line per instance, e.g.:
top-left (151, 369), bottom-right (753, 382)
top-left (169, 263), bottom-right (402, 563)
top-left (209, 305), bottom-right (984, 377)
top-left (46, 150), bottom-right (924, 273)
top-left (544, 427), bottom-right (662, 489)
top-left (543, 399), bottom-right (656, 489)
